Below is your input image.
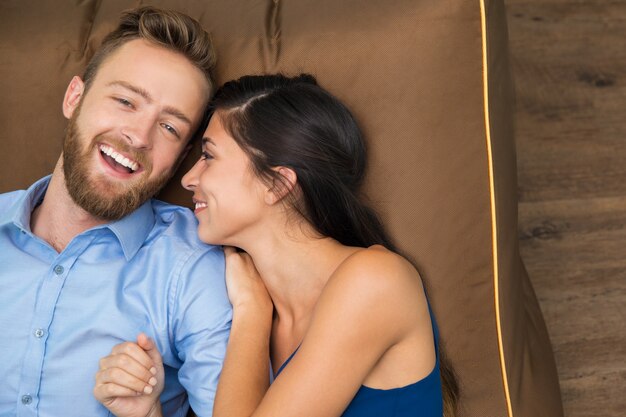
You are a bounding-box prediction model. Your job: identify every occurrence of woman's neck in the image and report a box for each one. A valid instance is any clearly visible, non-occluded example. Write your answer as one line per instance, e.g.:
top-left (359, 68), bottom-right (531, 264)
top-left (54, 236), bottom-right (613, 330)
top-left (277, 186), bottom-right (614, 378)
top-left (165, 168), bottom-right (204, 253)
top-left (239, 224), bottom-right (358, 324)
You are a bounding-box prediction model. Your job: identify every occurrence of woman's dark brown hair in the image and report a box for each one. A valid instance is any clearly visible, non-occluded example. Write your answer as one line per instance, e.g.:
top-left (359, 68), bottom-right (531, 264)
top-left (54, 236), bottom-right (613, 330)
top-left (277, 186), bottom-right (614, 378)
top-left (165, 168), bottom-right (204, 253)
top-left (210, 73), bottom-right (459, 416)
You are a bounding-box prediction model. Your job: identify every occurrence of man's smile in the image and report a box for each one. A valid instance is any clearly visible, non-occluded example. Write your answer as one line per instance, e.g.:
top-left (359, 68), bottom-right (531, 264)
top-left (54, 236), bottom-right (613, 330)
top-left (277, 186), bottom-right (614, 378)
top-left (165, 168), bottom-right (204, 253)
top-left (98, 143), bottom-right (143, 175)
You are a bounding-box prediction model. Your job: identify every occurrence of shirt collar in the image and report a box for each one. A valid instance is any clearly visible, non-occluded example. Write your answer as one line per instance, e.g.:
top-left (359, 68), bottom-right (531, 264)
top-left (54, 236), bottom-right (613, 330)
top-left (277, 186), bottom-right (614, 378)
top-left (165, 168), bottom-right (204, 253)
top-left (0, 175), bottom-right (155, 261)
top-left (106, 200), bottom-right (155, 261)
top-left (0, 175), bottom-right (51, 231)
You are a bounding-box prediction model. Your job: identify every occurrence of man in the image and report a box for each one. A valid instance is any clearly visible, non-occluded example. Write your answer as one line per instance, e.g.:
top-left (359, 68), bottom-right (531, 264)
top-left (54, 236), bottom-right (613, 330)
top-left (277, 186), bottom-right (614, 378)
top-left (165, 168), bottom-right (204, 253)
top-left (0, 7), bottom-right (231, 417)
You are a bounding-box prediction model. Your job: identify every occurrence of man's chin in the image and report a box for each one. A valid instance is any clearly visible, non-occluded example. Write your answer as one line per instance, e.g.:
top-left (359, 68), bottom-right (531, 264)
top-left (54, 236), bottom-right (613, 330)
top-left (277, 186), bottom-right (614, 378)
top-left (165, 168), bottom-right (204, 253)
top-left (74, 194), bottom-right (141, 220)
top-left (74, 177), bottom-right (172, 221)
top-left (91, 177), bottom-right (140, 196)
top-left (67, 178), bottom-right (143, 220)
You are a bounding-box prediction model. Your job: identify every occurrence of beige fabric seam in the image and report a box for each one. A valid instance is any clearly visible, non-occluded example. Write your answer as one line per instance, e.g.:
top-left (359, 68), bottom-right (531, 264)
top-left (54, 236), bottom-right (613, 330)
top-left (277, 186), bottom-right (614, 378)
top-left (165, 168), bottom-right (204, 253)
top-left (479, 1), bottom-right (514, 416)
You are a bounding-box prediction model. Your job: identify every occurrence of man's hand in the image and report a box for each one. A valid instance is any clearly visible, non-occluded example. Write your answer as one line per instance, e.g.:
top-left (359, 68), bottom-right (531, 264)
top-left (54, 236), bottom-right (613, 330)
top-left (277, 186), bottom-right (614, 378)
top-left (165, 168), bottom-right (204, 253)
top-left (94, 333), bottom-right (165, 417)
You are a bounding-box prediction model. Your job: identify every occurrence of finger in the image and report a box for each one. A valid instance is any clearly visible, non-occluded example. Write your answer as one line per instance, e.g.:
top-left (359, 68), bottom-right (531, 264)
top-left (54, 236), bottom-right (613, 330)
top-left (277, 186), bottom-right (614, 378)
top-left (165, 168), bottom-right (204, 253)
top-left (224, 248), bottom-right (254, 273)
top-left (223, 246), bottom-right (237, 257)
top-left (111, 341), bottom-right (154, 371)
top-left (136, 333), bottom-right (163, 370)
top-left (99, 353), bottom-right (156, 385)
top-left (96, 366), bottom-right (156, 395)
top-left (241, 251), bottom-right (255, 267)
top-left (94, 382), bottom-right (141, 402)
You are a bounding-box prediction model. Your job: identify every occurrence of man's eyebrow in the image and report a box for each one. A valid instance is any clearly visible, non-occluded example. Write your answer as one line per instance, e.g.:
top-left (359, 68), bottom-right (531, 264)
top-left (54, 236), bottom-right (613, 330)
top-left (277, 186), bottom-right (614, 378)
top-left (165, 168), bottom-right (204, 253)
top-left (107, 81), bottom-right (192, 126)
top-left (107, 81), bottom-right (152, 102)
top-left (163, 106), bottom-right (192, 126)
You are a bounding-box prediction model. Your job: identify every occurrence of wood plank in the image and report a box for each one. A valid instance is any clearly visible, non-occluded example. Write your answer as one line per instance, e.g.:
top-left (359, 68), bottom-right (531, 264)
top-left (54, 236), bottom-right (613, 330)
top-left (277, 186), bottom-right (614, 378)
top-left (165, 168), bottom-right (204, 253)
top-left (519, 197), bottom-right (626, 417)
top-left (508, 0), bottom-right (626, 203)
top-left (506, 0), bottom-right (626, 415)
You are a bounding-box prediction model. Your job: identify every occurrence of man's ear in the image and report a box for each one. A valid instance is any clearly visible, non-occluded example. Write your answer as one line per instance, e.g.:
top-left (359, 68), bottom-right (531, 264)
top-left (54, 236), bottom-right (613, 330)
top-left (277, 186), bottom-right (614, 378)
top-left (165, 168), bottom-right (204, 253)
top-left (265, 167), bottom-right (298, 205)
top-left (62, 76), bottom-right (85, 119)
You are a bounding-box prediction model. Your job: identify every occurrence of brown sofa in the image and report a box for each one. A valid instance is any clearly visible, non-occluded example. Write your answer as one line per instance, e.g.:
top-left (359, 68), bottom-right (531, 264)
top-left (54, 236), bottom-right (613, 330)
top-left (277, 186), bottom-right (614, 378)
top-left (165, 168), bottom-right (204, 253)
top-left (0, 1), bottom-right (563, 416)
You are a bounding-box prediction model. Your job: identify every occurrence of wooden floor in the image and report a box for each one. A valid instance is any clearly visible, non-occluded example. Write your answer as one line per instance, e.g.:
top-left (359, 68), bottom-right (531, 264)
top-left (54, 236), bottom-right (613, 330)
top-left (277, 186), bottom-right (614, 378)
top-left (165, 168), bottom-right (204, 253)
top-left (506, 1), bottom-right (626, 416)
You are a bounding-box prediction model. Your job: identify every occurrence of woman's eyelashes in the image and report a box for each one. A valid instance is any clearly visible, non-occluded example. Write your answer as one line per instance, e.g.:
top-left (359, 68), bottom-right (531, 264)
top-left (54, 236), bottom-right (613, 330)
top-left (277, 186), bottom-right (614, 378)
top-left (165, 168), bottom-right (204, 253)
top-left (201, 150), bottom-right (214, 161)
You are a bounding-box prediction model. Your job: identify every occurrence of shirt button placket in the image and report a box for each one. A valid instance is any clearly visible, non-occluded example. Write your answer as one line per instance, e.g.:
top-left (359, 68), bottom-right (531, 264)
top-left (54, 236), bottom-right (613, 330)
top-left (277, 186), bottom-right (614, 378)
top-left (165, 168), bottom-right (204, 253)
top-left (18, 264), bottom-right (64, 415)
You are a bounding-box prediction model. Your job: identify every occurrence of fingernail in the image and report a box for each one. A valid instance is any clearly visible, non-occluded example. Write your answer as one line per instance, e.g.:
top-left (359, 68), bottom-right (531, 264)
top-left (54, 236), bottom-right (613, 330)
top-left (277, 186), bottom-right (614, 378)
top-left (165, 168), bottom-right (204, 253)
top-left (149, 377), bottom-right (157, 386)
top-left (150, 367), bottom-right (157, 375)
top-left (144, 385), bottom-right (153, 395)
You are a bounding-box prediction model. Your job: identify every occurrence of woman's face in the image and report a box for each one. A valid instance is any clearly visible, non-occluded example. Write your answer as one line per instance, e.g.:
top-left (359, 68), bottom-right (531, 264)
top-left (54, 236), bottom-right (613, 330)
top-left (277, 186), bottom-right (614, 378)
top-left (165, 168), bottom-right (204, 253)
top-left (181, 113), bottom-right (268, 246)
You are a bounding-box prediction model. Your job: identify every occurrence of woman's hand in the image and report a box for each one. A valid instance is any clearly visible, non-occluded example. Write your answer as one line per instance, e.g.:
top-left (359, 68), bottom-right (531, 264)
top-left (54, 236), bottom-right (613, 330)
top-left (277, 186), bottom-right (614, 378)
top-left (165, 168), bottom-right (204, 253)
top-left (213, 247), bottom-right (273, 417)
top-left (223, 246), bottom-right (273, 315)
top-left (94, 333), bottom-right (164, 417)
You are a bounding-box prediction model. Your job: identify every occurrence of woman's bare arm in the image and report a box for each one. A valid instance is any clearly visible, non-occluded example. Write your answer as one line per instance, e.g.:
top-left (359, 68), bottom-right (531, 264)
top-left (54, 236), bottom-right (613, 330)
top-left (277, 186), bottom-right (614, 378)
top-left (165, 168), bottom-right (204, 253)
top-left (214, 246), bottom-right (435, 417)
top-left (213, 247), bottom-right (273, 417)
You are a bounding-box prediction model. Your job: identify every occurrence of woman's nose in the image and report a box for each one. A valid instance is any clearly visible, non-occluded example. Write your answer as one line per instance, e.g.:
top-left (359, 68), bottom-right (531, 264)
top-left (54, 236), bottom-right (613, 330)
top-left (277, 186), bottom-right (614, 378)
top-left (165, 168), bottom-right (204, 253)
top-left (181, 159), bottom-right (202, 190)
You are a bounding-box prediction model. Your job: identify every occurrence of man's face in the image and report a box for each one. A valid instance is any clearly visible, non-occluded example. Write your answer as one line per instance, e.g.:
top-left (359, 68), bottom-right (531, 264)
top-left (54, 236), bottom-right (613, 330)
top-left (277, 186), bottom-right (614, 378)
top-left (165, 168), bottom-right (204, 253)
top-left (61, 39), bottom-right (210, 220)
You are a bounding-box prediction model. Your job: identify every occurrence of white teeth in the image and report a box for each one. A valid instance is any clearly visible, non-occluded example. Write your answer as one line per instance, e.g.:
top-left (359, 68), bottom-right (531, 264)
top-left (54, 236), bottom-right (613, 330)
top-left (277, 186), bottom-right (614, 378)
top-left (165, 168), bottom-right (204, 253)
top-left (195, 202), bottom-right (208, 210)
top-left (99, 145), bottom-right (139, 172)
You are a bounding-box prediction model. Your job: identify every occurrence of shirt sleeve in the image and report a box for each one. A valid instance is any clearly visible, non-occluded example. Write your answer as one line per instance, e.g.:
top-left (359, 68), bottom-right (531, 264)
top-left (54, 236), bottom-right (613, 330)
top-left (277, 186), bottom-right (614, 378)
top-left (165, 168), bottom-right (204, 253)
top-left (170, 245), bottom-right (232, 417)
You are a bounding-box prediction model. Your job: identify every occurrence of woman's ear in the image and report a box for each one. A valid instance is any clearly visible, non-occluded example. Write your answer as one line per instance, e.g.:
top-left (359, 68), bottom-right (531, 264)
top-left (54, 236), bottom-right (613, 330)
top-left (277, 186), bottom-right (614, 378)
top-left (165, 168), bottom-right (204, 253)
top-left (265, 167), bottom-right (297, 205)
top-left (62, 76), bottom-right (85, 119)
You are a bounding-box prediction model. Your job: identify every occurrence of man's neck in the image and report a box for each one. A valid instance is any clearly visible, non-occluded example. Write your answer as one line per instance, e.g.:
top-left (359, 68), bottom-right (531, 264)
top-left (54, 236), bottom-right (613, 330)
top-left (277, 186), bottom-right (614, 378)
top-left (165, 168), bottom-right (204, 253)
top-left (30, 159), bottom-right (107, 253)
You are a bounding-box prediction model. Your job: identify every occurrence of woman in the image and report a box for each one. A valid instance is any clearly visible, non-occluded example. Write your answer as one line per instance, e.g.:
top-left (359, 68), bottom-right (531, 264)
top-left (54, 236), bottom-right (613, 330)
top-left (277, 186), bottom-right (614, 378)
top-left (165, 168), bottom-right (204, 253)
top-left (95, 74), bottom-right (458, 416)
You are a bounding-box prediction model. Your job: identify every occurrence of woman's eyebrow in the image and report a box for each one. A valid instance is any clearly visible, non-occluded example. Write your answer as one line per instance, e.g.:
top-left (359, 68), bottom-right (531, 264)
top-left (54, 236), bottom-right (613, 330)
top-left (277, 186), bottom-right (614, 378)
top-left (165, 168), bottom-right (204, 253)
top-left (202, 137), bottom-right (217, 148)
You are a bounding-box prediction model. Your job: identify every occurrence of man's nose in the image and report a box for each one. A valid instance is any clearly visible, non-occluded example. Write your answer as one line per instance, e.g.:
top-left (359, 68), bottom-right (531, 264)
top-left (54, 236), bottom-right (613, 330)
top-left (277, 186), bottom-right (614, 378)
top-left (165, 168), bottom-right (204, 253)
top-left (121, 114), bottom-right (155, 148)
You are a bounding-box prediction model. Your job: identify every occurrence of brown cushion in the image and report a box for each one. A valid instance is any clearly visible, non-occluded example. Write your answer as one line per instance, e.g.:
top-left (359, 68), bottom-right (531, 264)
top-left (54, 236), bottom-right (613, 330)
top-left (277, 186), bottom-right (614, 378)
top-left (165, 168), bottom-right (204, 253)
top-left (0, 1), bottom-right (563, 416)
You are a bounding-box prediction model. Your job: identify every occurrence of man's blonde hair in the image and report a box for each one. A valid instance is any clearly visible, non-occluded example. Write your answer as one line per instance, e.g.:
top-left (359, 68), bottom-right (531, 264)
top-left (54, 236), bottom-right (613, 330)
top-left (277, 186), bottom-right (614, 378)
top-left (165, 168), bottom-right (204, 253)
top-left (82, 6), bottom-right (216, 92)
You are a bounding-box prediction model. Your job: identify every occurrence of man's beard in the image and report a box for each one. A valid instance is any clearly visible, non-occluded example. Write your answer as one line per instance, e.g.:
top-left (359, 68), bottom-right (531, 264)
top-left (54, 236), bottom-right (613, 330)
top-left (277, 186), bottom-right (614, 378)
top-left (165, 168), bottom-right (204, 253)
top-left (62, 106), bottom-right (175, 221)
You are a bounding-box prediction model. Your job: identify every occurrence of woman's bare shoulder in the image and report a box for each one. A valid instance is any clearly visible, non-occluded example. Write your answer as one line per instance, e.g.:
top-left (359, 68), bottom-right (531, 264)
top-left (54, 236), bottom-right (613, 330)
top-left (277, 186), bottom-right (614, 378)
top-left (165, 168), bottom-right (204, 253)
top-left (318, 245), bottom-right (428, 328)
top-left (332, 245), bottom-right (424, 293)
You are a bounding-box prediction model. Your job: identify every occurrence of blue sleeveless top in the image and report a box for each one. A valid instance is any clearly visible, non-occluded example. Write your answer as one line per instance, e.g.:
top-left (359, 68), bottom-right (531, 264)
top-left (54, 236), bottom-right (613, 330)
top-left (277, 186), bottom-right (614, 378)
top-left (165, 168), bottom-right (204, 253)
top-left (274, 305), bottom-right (443, 416)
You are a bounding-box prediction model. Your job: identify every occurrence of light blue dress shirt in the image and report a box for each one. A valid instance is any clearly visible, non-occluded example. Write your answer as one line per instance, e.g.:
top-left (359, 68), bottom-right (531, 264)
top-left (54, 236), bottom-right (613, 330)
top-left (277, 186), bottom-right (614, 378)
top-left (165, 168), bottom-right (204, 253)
top-left (0, 176), bottom-right (232, 417)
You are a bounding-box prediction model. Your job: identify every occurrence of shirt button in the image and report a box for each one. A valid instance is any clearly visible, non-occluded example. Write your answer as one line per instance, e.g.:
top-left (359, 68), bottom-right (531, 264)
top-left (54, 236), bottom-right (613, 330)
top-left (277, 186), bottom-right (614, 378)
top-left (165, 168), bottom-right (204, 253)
top-left (21, 394), bottom-right (32, 405)
top-left (53, 265), bottom-right (64, 275)
top-left (34, 328), bottom-right (45, 338)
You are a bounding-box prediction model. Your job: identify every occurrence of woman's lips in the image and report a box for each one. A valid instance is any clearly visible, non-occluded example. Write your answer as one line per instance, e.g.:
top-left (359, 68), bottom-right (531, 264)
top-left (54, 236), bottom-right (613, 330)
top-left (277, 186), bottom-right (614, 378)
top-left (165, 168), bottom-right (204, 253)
top-left (194, 201), bottom-right (208, 214)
